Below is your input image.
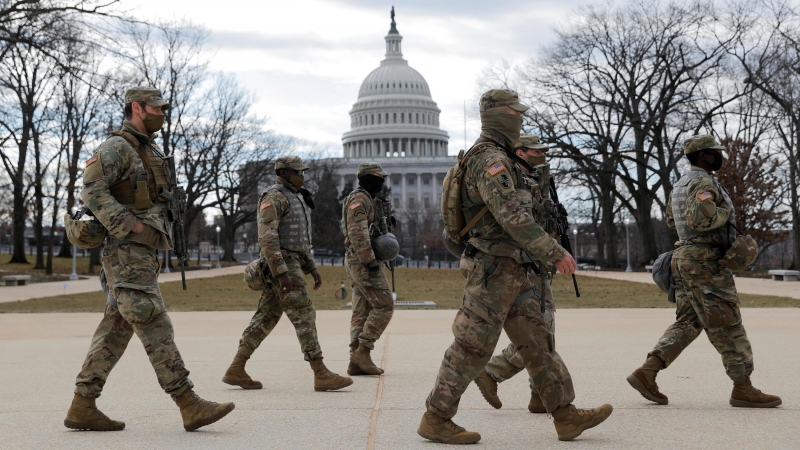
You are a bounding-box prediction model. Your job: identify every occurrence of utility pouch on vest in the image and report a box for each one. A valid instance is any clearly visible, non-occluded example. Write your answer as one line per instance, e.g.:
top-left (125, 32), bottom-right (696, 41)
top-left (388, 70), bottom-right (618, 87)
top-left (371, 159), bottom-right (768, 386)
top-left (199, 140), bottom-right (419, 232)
top-left (719, 234), bottom-right (758, 271)
top-left (133, 171), bottom-right (151, 210)
top-left (652, 250), bottom-right (678, 303)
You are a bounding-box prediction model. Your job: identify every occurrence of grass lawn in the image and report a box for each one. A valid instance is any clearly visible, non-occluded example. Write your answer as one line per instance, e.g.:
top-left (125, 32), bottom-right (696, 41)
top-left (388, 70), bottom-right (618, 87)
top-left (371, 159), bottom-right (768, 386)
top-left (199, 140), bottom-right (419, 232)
top-left (1, 265), bottom-right (797, 313)
top-left (0, 254), bottom-right (238, 280)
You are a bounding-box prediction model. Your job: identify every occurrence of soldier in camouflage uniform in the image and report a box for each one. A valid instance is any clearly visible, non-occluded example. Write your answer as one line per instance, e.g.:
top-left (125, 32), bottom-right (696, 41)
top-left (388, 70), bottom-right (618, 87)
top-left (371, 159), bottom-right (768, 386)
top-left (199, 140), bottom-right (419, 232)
top-left (341, 162), bottom-right (393, 376)
top-left (222, 156), bottom-right (353, 392)
top-left (65, 87), bottom-right (235, 432)
top-left (472, 135), bottom-right (573, 415)
top-left (418, 90), bottom-right (612, 445)
top-left (627, 134), bottom-right (781, 408)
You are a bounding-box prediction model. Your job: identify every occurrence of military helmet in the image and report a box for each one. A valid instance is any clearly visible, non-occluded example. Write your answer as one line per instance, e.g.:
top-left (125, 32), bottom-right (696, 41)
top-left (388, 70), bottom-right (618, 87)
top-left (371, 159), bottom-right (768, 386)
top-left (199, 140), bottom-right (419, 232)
top-left (719, 235), bottom-right (759, 271)
top-left (684, 134), bottom-right (725, 155)
top-left (124, 86), bottom-right (170, 110)
top-left (358, 162), bottom-right (388, 177)
top-left (371, 232), bottom-right (400, 261)
top-left (442, 228), bottom-right (466, 258)
top-left (275, 155), bottom-right (310, 171)
top-left (514, 134), bottom-right (549, 151)
top-left (479, 89), bottom-right (529, 112)
top-left (64, 208), bottom-right (107, 249)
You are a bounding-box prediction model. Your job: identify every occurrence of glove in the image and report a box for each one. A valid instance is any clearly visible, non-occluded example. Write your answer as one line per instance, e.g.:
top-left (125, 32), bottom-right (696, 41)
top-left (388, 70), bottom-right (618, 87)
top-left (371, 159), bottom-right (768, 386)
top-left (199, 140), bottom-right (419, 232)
top-left (389, 215), bottom-right (398, 227)
top-left (366, 259), bottom-right (381, 277)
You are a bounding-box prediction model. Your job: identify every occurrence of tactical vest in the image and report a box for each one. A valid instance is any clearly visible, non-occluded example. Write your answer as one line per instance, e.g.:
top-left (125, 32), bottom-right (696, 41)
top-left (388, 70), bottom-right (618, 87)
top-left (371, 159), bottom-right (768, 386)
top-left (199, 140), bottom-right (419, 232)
top-left (671, 170), bottom-right (734, 247)
top-left (107, 131), bottom-right (171, 210)
top-left (340, 188), bottom-right (376, 244)
top-left (268, 183), bottom-right (313, 252)
top-left (461, 157), bottom-right (529, 237)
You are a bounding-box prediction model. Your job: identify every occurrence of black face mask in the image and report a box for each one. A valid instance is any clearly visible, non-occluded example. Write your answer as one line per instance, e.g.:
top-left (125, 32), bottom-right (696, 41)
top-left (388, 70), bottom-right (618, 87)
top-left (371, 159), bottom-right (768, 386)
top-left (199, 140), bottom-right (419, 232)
top-left (358, 175), bottom-right (385, 195)
top-left (706, 152), bottom-right (723, 172)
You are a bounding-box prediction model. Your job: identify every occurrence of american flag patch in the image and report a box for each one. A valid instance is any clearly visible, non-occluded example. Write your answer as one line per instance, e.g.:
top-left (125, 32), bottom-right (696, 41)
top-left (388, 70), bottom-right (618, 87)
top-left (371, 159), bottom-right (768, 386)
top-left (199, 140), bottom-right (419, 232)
top-left (487, 162), bottom-right (506, 176)
top-left (86, 155), bottom-right (98, 167)
top-left (349, 201), bottom-right (362, 210)
top-left (697, 192), bottom-right (713, 201)
top-left (260, 201), bottom-right (272, 210)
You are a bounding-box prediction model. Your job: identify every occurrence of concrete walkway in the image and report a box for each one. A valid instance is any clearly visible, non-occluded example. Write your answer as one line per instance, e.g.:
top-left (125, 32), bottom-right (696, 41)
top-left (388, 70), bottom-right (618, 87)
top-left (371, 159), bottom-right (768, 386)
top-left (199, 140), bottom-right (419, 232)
top-left (586, 270), bottom-right (800, 300)
top-left (0, 309), bottom-right (797, 449)
top-left (0, 265), bottom-right (245, 304)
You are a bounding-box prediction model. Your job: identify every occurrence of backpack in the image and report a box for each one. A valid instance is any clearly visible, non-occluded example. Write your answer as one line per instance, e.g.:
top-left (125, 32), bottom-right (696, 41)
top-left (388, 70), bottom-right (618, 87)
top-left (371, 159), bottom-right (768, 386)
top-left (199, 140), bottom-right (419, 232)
top-left (440, 145), bottom-right (491, 246)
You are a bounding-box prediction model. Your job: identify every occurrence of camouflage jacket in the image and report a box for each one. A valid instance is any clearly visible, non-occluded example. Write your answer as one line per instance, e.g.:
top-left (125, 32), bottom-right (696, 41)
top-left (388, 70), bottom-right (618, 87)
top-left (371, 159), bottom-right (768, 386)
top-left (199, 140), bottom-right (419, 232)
top-left (342, 187), bottom-right (377, 264)
top-left (462, 139), bottom-right (566, 264)
top-left (81, 121), bottom-right (172, 249)
top-left (667, 166), bottom-right (733, 260)
top-left (257, 177), bottom-right (316, 276)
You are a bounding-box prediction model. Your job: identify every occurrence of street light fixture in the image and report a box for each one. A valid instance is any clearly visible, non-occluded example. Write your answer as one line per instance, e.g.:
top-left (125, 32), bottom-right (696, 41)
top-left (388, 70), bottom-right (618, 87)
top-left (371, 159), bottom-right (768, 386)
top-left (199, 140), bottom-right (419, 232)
top-left (216, 226), bottom-right (221, 268)
top-left (624, 218), bottom-right (632, 272)
top-left (69, 206), bottom-right (78, 281)
top-left (163, 249), bottom-right (171, 274)
top-left (572, 228), bottom-right (578, 259)
top-left (243, 233), bottom-right (248, 254)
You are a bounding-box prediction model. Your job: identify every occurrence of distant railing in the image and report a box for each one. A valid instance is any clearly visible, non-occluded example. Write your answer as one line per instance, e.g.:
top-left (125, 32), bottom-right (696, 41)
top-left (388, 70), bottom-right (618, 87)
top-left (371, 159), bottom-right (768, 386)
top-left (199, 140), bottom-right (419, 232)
top-left (312, 257), bottom-right (459, 270)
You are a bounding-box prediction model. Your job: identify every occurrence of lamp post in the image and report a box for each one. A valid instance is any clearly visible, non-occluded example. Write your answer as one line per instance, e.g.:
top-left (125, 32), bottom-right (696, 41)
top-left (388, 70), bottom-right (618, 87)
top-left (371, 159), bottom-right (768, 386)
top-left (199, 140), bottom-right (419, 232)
top-left (216, 226), bottom-right (221, 268)
top-left (572, 228), bottom-right (578, 259)
top-left (69, 207), bottom-right (78, 281)
top-left (243, 233), bottom-right (248, 254)
top-left (163, 249), bottom-right (171, 273)
top-left (423, 244), bottom-right (428, 268)
top-left (624, 218), bottom-right (632, 272)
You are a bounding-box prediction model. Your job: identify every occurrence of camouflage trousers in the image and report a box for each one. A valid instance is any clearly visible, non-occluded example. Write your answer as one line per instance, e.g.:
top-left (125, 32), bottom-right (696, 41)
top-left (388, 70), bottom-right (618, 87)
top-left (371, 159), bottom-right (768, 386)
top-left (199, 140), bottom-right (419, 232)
top-left (238, 254), bottom-right (322, 361)
top-left (426, 252), bottom-right (574, 419)
top-left (346, 251), bottom-right (393, 353)
top-left (483, 272), bottom-right (574, 403)
top-left (74, 243), bottom-right (192, 399)
top-left (649, 257), bottom-right (753, 381)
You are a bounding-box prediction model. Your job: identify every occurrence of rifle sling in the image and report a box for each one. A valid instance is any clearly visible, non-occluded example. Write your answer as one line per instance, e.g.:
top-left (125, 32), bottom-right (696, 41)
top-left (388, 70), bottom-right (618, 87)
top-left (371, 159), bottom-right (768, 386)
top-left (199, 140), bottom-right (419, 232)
top-left (459, 206), bottom-right (490, 238)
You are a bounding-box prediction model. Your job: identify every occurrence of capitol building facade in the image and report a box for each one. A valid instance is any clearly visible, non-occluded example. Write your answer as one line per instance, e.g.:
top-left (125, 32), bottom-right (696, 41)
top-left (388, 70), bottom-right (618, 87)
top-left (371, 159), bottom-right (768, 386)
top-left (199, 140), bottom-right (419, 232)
top-left (334, 13), bottom-right (455, 212)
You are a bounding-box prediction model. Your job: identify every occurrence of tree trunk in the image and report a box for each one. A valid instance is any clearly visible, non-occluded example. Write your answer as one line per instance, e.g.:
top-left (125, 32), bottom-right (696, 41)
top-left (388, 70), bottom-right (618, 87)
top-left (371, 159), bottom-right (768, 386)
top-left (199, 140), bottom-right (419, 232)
top-left (10, 182), bottom-right (28, 263)
top-left (790, 131), bottom-right (800, 269)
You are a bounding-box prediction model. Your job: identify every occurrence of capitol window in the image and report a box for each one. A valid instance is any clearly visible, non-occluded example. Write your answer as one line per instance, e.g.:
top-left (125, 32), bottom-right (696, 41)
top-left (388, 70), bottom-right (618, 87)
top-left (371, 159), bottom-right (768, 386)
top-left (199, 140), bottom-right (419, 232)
top-left (378, 114), bottom-right (381, 124)
top-left (416, 113), bottom-right (419, 124)
top-left (401, 113), bottom-right (404, 123)
top-left (393, 113), bottom-right (397, 123)
top-left (371, 114), bottom-right (374, 125)
top-left (408, 177), bottom-right (415, 186)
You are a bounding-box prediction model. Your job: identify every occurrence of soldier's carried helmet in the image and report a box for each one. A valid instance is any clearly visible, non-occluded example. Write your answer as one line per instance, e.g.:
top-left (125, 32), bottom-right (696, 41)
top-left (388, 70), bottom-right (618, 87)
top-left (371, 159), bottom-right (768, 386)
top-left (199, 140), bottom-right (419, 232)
top-left (372, 232), bottom-right (400, 261)
top-left (64, 207), bottom-right (107, 249)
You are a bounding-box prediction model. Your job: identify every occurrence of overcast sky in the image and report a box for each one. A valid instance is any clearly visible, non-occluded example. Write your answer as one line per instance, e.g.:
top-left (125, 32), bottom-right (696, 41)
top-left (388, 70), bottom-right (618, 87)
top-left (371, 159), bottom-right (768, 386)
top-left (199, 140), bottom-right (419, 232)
top-left (126, 0), bottom-right (586, 155)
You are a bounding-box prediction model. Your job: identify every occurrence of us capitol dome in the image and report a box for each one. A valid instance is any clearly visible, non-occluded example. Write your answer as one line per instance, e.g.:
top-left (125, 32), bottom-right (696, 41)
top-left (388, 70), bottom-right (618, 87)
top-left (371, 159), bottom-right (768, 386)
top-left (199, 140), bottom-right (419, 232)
top-left (336, 9), bottom-right (454, 212)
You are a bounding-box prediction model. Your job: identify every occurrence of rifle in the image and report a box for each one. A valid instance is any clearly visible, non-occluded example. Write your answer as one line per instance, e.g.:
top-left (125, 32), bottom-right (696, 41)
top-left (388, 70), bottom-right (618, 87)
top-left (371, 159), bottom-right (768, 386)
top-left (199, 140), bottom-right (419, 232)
top-left (163, 155), bottom-right (188, 290)
top-left (378, 196), bottom-right (396, 297)
top-left (536, 163), bottom-right (580, 298)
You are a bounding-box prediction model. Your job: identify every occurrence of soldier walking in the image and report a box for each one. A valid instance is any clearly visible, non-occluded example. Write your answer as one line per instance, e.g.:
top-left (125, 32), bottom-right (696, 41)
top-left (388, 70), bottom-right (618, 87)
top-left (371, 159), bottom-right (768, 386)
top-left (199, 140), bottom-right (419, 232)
top-left (222, 156), bottom-right (352, 392)
top-left (341, 163), bottom-right (395, 376)
top-left (472, 135), bottom-right (573, 415)
top-left (65, 87), bottom-right (234, 432)
top-left (627, 135), bottom-right (781, 408)
top-left (419, 90), bottom-right (612, 445)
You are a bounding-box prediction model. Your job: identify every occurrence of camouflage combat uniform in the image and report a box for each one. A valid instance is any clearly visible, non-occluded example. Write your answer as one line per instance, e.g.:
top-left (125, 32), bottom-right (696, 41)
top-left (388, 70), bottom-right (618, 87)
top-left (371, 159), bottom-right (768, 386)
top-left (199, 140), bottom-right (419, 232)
top-left (74, 118), bottom-right (192, 400)
top-left (342, 166), bottom-right (394, 354)
top-left (425, 129), bottom-right (571, 419)
top-left (482, 138), bottom-right (573, 402)
top-left (237, 175), bottom-right (323, 361)
top-left (649, 161), bottom-right (753, 381)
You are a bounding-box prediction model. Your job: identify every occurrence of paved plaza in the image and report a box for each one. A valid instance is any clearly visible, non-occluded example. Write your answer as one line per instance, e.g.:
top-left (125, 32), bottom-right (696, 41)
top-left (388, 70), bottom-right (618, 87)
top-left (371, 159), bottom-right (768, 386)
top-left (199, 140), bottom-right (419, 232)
top-left (0, 308), bottom-right (797, 449)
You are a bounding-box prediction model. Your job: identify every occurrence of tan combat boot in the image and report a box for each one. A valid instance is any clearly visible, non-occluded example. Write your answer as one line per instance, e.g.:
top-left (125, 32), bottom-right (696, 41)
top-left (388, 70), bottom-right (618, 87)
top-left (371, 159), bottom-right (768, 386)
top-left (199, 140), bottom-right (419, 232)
top-left (417, 411), bottom-right (481, 444)
top-left (222, 353), bottom-right (263, 389)
top-left (350, 343), bottom-right (383, 375)
top-left (347, 361), bottom-right (368, 376)
top-left (310, 359), bottom-right (354, 392)
top-left (626, 355), bottom-right (668, 405)
top-left (730, 378), bottom-right (782, 408)
top-left (528, 394), bottom-right (546, 413)
top-left (552, 403), bottom-right (613, 441)
top-left (474, 370), bottom-right (502, 409)
top-left (64, 393), bottom-right (125, 431)
top-left (173, 389), bottom-right (235, 431)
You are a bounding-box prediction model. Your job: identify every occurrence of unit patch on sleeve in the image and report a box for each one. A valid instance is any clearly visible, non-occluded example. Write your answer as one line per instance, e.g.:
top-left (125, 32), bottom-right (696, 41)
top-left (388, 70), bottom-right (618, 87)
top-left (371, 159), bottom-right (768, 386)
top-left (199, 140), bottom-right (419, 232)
top-left (487, 162), bottom-right (506, 176)
top-left (260, 201), bottom-right (273, 210)
top-left (697, 192), bottom-right (713, 201)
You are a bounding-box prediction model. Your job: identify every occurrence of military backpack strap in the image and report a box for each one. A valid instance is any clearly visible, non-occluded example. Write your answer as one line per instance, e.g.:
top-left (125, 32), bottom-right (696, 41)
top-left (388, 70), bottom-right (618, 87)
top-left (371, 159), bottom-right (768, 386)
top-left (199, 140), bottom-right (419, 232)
top-left (459, 206), bottom-right (489, 238)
